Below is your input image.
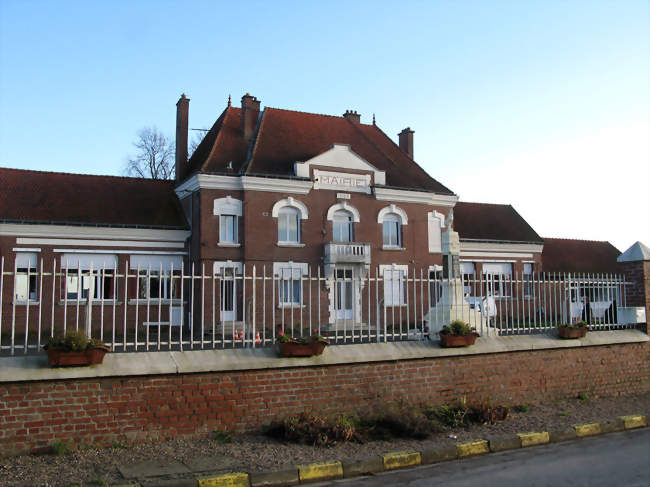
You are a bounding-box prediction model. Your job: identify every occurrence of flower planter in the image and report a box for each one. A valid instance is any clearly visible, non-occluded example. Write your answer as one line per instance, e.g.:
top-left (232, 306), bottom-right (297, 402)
top-left (439, 333), bottom-right (479, 348)
top-left (277, 340), bottom-right (328, 357)
top-left (558, 326), bottom-right (587, 339)
top-left (46, 346), bottom-right (110, 367)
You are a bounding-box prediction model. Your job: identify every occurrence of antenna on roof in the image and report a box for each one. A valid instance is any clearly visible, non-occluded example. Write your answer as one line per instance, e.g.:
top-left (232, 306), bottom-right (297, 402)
top-left (190, 128), bottom-right (209, 132)
top-left (228, 94), bottom-right (232, 107)
top-left (372, 113), bottom-right (376, 125)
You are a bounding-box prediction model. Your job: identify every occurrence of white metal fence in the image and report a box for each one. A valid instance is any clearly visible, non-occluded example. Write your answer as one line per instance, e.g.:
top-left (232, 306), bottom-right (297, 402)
top-left (0, 256), bottom-right (636, 355)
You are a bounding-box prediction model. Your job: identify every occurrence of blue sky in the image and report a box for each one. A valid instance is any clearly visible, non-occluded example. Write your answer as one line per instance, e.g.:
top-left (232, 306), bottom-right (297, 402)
top-left (1, 0), bottom-right (648, 251)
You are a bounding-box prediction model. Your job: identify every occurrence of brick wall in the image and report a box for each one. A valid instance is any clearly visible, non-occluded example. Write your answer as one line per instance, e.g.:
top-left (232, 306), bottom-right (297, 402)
top-left (619, 260), bottom-right (650, 324)
top-left (1, 341), bottom-right (648, 456)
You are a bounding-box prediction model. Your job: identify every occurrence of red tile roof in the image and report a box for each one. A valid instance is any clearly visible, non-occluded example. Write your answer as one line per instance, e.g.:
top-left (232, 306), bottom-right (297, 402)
top-left (185, 103), bottom-right (454, 194)
top-left (542, 238), bottom-right (620, 273)
top-left (0, 167), bottom-right (188, 228)
top-left (454, 202), bottom-right (543, 243)
top-left (186, 106), bottom-right (250, 176)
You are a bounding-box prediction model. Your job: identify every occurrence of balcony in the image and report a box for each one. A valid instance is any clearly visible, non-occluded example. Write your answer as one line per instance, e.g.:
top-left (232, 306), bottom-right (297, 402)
top-left (324, 242), bottom-right (371, 265)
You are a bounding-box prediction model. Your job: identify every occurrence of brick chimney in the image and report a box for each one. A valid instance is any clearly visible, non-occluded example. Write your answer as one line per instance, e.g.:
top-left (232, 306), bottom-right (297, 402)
top-left (175, 93), bottom-right (190, 182)
top-left (241, 93), bottom-right (261, 141)
top-left (343, 110), bottom-right (361, 124)
top-left (398, 127), bottom-right (414, 159)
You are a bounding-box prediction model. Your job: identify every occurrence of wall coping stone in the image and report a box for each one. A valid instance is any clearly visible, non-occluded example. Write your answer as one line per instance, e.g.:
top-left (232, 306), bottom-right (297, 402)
top-left (0, 329), bottom-right (647, 383)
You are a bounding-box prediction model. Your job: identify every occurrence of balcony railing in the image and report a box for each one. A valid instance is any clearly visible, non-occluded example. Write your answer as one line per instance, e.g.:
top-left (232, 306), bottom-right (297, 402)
top-left (324, 242), bottom-right (371, 265)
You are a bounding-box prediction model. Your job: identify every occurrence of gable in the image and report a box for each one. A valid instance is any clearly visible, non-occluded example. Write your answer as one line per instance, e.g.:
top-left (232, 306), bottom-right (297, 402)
top-left (294, 144), bottom-right (386, 185)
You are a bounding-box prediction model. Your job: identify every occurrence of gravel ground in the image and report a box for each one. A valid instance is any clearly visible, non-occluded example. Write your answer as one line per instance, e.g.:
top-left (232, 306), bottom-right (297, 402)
top-left (1, 392), bottom-right (648, 487)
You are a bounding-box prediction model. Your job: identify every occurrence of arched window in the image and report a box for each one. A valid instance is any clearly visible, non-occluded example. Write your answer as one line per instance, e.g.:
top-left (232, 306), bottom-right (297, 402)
top-left (377, 204), bottom-right (408, 249)
top-left (278, 206), bottom-right (300, 244)
top-left (382, 213), bottom-right (402, 247)
top-left (271, 197), bottom-right (309, 246)
top-left (333, 210), bottom-right (354, 242)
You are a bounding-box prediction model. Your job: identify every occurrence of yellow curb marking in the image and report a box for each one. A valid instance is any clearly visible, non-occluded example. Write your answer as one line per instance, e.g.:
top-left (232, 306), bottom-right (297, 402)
top-left (573, 423), bottom-right (601, 437)
top-left (619, 415), bottom-right (647, 429)
top-left (297, 461), bottom-right (343, 482)
top-left (197, 472), bottom-right (250, 487)
top-left (457, 440), bottom-right (490, 457)
top-left (382, 451), bottom-right (421, 470)
top-left (517, 431), bottom-right (550, 447)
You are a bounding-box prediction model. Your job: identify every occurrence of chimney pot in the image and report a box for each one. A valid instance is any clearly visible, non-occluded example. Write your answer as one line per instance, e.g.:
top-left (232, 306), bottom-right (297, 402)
top-left (175, 93), bottom-right (190, 182)
top-left (398, 127), bottom-right (414, 159)
top-left (343, 110), bottom-right (361, 124)
top-left (241, 93), bottom-right (261, 141)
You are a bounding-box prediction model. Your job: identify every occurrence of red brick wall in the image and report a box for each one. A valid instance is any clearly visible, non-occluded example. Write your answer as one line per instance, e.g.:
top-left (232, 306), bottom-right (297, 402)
top-left (619, 260), bottom-right (650, 323)
top-left (1, 341), bottom-right (648, 456)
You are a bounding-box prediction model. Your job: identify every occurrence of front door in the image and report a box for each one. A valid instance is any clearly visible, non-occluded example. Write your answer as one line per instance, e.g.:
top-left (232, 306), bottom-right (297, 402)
top-left (335, 269), bottom-right (354, 320)
top-left (220, 267), bottom-right (237, 322)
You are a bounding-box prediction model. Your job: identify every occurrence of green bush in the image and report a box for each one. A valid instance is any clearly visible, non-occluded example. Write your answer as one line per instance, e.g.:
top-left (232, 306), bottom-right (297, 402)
top-left (441, 320), bottom-right (474, 336)
top-left (44, 330), bottom-right (106, 352)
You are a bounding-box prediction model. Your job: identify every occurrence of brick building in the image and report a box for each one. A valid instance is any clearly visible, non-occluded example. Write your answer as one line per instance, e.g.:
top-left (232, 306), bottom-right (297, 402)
top-left (0, 93), bottom-right (623, 333)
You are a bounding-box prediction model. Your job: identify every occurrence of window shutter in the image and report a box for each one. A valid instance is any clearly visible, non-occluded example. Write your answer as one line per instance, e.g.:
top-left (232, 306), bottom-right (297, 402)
top-left (428, 216), bottom-right (441, 253)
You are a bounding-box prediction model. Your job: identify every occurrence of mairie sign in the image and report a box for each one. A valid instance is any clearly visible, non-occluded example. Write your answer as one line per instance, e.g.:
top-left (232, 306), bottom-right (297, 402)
top-left (313, 169), bottom-right (371, 194)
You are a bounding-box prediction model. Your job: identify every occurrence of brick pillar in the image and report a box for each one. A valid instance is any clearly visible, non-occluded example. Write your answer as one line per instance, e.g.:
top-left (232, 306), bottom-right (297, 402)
top-left (619, 260), bottom-right (650, 332)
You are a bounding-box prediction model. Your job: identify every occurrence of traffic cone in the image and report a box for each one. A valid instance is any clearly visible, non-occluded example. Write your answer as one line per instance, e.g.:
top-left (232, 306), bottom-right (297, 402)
top-left (233, 329), bottom-right (240, 341)
top-left (255, 331), bottom-right (262, 345)
top-left (237, 329), bottom-right (244, 341)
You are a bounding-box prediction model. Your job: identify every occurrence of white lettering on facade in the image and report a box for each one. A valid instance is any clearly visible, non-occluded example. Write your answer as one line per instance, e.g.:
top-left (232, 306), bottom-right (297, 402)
top-left (313, 170), bottom-right (371, 194)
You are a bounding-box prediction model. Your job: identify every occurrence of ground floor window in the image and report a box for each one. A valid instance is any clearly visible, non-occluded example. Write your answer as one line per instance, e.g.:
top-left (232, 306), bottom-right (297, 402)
top-left (482, 262), bottom-right (513, 297)
top-left (14, 252), bottom-right (38, 301)
top-left (61, 253), bottom-right (117, 301)
top-left (273, 262), bottom-right (307, 307)
top-left (380, 265), bottom-right (407, 306)
top-left (130, 255), bottom-right (183, 301)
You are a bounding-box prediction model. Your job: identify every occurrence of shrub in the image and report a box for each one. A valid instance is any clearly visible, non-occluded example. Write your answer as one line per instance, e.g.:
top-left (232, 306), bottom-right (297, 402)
top-left (441, 320), bottom-right (475, 336)
top-left (513, 404), bottom-right (529, 413)
top-left (44, 330), bottom-right (106, 352)
top-left (51, 439), bottom-right (69, 455)
top-left (426, 397), bottom-right (509, 428)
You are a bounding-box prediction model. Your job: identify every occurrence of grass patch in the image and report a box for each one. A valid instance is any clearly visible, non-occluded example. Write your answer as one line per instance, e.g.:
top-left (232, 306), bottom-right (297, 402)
top-left (213, 430), bottom-right (233, 444)
top-left (51, 439), bottom-right (70, 456)
top-left (513, 404), bottom-right (529, 413)
top-left (266, 399), bottom-right (510, 446)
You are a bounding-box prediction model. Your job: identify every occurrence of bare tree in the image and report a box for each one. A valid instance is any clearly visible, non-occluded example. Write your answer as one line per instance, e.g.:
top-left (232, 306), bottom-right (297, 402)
top-left (124, 127), bottom-right (175, 179)
top-left (189, 128), bottom-right (208, 158)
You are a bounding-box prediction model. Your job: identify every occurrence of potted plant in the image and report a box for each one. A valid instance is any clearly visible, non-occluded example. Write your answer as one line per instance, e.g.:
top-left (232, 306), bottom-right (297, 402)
top-left (558, 320), bottom-right (588, 339)
top-left (43, 330), bottom-right (111, 367)
top-left (276, 328), bottom-right (330, 357)
top-left (439, 320), bottom-right (479, 347)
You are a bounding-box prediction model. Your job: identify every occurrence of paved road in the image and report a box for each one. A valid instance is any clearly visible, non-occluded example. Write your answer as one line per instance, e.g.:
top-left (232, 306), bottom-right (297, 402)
top-left (325, 429), bottom-right (650, 487)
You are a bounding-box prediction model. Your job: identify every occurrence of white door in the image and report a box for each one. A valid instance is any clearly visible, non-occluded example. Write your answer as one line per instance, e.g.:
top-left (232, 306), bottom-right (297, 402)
top-left (220, 267), bottom-right (237, 322)
top-left (335, 269), bottom-right (354, 320)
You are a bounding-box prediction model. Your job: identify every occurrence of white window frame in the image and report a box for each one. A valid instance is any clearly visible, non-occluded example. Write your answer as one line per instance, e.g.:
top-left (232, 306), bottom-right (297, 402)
top-left (523, 262), bottom-right (534, 298)
top-left (332, 209), bottom-right (355, 243)
top-left (214, 196), bottom-right (242, 246)
top-left (273, 262), bottom-right (308, 308)
top-left (271, 197), bottom-right (308, 246)
top-left (381, 213), bottom-right (402, 248)
top-left (277, 206), bottom-right (301, 244)
top-left (61, 253), bottom-right (117, 302)
top-left (460, 261), bottom-right (476, 296)
top-left (219, 214), bottom-right (238, 244)
top-left (378, 204), bottom-right (408, 248)
top-left (482, 262), bottom-right (513, 298)
top-left (129, 255), bottom-right (183, 302)
top-left (14, 252), bottom-right (38, 302)
top-left (380, 264), bottom-right (408, 307)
